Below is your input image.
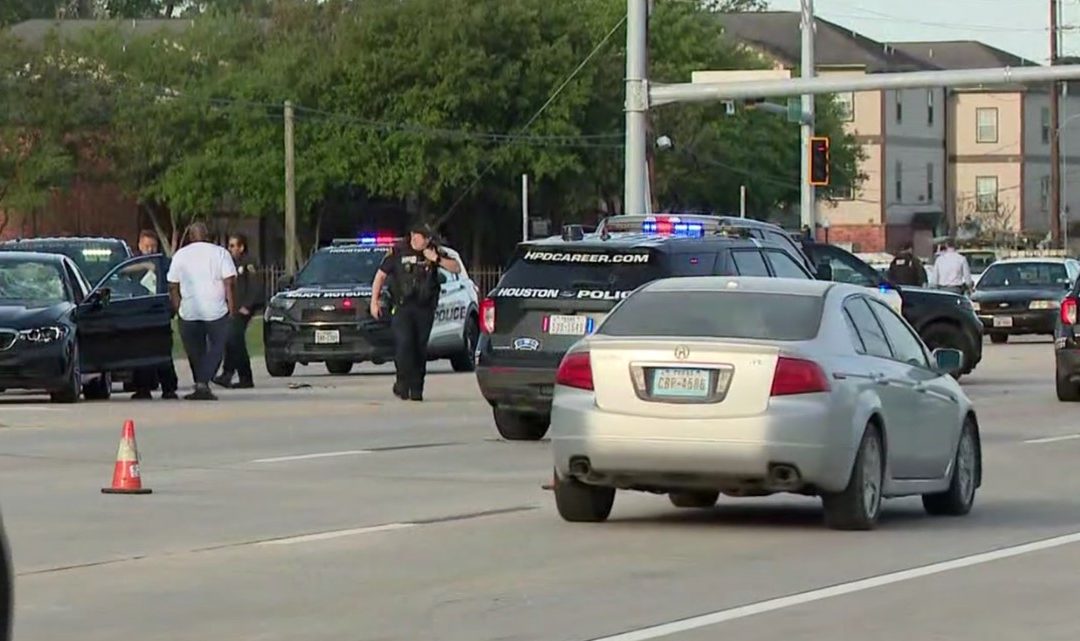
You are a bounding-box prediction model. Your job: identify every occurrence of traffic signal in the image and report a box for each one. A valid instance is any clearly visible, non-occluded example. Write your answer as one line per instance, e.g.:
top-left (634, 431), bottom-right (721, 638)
top-left (809, 136), bottom-right (830, 186)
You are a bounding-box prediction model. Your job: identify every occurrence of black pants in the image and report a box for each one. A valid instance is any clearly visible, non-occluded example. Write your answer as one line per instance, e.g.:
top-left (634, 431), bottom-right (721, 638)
top-left (132, 360), bottom-right (179, 394)
top-left (179, 315), bottom-right (231, 387)
top-left (391, 304), bottom-right (436, 395)
top-left (220, 314), bottom-right (253, 383)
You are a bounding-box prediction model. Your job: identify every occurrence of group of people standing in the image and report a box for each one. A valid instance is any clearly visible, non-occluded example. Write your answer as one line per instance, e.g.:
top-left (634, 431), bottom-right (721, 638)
top-left (132, 223), bottom-right (262, 401)
top-left (887, 238), bottom-right (974, 294)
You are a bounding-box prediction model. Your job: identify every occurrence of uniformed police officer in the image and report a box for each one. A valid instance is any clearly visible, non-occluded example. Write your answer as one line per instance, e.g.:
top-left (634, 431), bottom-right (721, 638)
top-left (887, 242), bottom-right (927, 287)
top-left (369, 223), bottom-right (462, 401)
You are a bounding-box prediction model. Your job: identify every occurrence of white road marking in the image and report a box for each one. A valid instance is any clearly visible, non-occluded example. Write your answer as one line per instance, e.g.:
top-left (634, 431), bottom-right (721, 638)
top-left (1025, 434), bottom-right (1080, 444)
top-left (257, 523), bottom-right (415, 546)
top-left (251, 450), bottom-right (371, 463)
top-left (587, 530), bottom-right (1080, 641)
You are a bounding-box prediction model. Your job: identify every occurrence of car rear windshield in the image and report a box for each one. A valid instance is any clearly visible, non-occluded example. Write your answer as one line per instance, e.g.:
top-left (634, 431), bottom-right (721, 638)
top-left (977, 262), bottom-right (1070, 290)
top-left (961, 251), bottom-right (996, 273)
top-left (295, 247), bottom-right (388, 287)
top-left (4, 241), bottom-right (127, 284)
top-left (598, 291), bottom-right (824, 341)
top-left (500, 248), bottom-right (660, 291)
top-left (0, 260), bottom-right (68, 304)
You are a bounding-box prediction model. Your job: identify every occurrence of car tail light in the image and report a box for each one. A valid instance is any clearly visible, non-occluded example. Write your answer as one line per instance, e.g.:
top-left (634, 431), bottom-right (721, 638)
top-left (555, 351), bottom-right (593, 390)
top-left (1063, 296), bottom-right (1079, 326)
top-left (479, 298), bottom-right (496, 334)
top-left (770, 357), bottom-right (830, 396)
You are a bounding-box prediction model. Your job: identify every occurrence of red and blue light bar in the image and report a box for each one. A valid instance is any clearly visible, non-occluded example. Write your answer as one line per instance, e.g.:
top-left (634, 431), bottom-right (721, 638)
top-left (641, 216), bottom-right (704, 238)
top-left (358, 235), bottom-right (397, 246)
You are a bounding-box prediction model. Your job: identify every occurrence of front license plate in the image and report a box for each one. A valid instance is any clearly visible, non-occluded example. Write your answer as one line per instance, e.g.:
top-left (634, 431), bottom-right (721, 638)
top-left (651, 368), bottom-right (711, 398)
top-left (314, 329), bottom-right (341, 344)
top-left (546, 315), bottom-right (589, 336)
top-left (993, 316), bottom-right (1014, 328)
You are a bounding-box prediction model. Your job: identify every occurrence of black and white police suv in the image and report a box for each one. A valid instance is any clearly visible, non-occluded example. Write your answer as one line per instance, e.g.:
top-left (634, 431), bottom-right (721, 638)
top-left (475, 215), bottom-right (816, 441)
top-left (263, 236), bottom-right (480, 377)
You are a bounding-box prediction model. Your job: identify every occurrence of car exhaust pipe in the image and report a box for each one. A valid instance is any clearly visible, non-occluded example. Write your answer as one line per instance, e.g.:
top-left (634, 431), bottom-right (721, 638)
top-left (569, 457), bottom-right (592, 478)
top-left (767, 464), bottom-right (801, 490)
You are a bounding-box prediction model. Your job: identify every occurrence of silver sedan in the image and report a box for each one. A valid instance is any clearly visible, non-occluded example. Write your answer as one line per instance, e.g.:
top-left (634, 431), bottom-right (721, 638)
top-left (549, 277), bottom-right (982, 530)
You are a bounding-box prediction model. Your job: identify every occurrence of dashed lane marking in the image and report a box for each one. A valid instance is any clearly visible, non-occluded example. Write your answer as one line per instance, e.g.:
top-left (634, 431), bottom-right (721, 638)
top-left (1024, 433), bottom-right (1080, 444)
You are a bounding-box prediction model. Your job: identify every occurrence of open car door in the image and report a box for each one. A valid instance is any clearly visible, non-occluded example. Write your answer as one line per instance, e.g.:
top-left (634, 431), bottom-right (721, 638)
top-left (77, 254), bottom-right (173, 373)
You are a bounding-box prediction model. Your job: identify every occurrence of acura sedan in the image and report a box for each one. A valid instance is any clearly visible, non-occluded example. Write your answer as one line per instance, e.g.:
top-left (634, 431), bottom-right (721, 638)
top-left (549, 277), bottom-right (982, 530)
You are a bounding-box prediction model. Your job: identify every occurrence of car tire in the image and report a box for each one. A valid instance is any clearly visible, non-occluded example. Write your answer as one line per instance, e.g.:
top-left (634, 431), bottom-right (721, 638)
top-left (1056, 371), bottom-right (1080, 402)
top-left (554, 472), bottom-right (615, 523)
top-left (82, 372), bottom-right (112, 401)
top-left (50, 344), bottom-right (81, 404)
top-left (989, 333), bottom-right (1008, 344)
top-left (922, 418), bottom-right (980, 516)
top-left (822, 424), bottom-right (884, 531)
top-left (669, 491), bottom-right (719, 509)
top-left (493, 408), bottom-right (550, 441)
top-left (265, 357), bottom-right (296, 378)
top-left (921, 322), bottom-right (972, 378)
top-left (450, 316), bottom-right (479, 373)
top-left (325, 360), bottom-right (353, 375)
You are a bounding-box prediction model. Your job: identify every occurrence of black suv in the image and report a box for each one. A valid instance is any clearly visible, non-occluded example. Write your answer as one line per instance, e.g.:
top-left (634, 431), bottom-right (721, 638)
top-left (475, 216), bottom-right (815, 441)
top-left (1054, 283), bottom-right (1079, 401)
top-left (799, 240), bottom-right (984, 376)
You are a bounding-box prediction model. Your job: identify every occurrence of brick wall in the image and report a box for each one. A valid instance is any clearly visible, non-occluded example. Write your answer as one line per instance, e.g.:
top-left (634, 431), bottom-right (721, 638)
top-left (816, 224), bottom-right (886, 252)
top-left (1, 178), bottom-right (140, 245)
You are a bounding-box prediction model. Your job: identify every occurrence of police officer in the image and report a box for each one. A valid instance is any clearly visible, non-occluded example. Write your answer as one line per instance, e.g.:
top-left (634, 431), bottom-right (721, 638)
top-left (369, 223), bottom-right (461, 401)
top-left (214, 233), bottom-right (261, 389)
top-left (887, 242), bottom-right (928, 287)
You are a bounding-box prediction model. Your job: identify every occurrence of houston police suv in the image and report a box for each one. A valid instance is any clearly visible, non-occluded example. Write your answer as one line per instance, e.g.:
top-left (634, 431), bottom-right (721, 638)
top-left (263, 236), bottom-right (480, 376)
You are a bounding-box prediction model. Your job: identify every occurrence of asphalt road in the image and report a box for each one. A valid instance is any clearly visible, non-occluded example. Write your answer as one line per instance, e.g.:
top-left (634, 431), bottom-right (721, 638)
top-left (2, 338), bottom-right (1079, 641)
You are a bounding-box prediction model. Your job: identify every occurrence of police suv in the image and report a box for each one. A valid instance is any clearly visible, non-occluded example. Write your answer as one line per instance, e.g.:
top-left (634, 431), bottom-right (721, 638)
top-left (475, 215), bottom-right (817, 441)
top-left (263, 236), bottom-right (480, 377)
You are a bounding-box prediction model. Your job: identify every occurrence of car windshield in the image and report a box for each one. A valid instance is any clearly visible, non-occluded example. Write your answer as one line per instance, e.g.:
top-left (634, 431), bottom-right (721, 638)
top-left (501, 248), bottom-right (660, 291)
top-left (599, 291), bottom-right (824, 341)
top-left (961, 251), bottom-right (997, 273)
top-left (0, 260), bottom-right (69, 304)
top-left (2, 241), bottom-right (127, 284)
top-left (295, 247), bottom-right (389, 287)
top-left (977, 262), bottom-right (1070, 290)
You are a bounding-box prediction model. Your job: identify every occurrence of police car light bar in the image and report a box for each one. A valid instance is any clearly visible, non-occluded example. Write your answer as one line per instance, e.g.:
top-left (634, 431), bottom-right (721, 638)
top-left (641, 218), bottom-right (705, 238)
top-left (333, 235), bottom-right (398, 246)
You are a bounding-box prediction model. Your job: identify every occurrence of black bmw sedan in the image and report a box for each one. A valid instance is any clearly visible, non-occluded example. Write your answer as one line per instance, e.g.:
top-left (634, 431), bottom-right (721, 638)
top-left (971, 258), bottom-right (1080, 344)
top-left (0, 251), bottom-right (173, 402)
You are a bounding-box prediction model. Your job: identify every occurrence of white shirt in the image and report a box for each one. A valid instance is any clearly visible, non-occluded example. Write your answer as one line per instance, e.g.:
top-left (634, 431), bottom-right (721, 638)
top-left (167, 242), bottom-right (237, 321)
top-left (934, 249), bottom-right (972, 288)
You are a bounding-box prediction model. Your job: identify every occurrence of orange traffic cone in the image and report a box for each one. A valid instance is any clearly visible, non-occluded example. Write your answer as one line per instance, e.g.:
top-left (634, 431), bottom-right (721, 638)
top-left (102, 420), bottom-right (152, 495)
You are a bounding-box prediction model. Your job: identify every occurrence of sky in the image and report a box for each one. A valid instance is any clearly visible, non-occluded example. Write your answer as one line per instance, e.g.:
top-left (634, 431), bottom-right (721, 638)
top-left (767, 0), bottom-right (1072, 65)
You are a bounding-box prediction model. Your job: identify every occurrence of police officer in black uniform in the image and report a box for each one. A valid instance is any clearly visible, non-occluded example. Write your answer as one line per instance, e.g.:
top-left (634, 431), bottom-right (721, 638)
top-left (369, 223), bottom-right (461, 401)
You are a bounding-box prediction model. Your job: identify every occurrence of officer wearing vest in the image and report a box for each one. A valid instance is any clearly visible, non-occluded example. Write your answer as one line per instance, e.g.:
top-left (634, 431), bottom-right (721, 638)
top-left (369, 222), bottom-right (462, 401)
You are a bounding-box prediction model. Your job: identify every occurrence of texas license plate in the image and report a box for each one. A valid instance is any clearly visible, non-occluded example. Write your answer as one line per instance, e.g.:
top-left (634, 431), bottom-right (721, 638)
top-left (993, 316), bottom-right (1014, 328)
top-left (651, 368), bottom-right (711, 398)
top-left (546, 315), bottom-right (589, 336)
top-left (314, 329), bottom-right (340, 344)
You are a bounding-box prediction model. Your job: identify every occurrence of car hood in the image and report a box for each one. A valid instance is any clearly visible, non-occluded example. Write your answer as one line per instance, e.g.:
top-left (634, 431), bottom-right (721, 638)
top-left (0, 301), bottom-right (72, 329)
top-left (970, 287), bottom-right (1067, 303)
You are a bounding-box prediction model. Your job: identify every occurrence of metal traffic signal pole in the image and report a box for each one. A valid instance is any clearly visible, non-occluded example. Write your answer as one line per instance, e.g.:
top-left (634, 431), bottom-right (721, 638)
top-left (623, 0), bottom-right (1080, 226)
top-left (799, 0), bottom-right (817, 230)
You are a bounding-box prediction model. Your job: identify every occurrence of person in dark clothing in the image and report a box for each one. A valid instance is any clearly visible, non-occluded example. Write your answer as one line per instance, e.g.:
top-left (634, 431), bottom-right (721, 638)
top-left (887, 242), bottom-right (927, 287)
top-left (369, 223), bottom-right (461, 401)
top-left (1, 512), bottom-right (11, 641)
top-left (214, 233), bottom-right (261, 389)
top-left (132, 229), bottom-right (180, 400)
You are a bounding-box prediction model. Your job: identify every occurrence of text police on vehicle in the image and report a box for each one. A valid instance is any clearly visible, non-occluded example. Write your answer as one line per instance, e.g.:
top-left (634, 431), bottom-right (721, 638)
top-left (262, 236), bottom-right (479, 377)
top-left (475, 215), bottom-right (816, 442)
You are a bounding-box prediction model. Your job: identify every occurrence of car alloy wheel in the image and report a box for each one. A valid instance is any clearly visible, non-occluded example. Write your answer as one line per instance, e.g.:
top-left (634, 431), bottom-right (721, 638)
top-left (861, 433), bottom-right (883, 520)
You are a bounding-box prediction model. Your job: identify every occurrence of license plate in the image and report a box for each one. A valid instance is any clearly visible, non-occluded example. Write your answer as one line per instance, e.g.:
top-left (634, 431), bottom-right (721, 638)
top-left (651, 368), bottom-right (711, 398)
top-left (993, 316), bottom-right (1013, 328)
top-left (546, 315), bottom-right (589, 336)
top-left (314, 329), bottom-right (340, 344)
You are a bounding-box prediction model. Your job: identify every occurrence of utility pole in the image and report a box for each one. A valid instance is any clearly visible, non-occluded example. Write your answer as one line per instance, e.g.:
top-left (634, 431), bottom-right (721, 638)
top-left (521, 174), bottom-right (529, 242)
top-left (624, 0), bottom-right (649, 215)
top-left (1051, 0), bottom-right (1063, 247)
top-left (284, 100), bottom-right (298, 276)
top-left (799, 0), bottom-right (817, 230)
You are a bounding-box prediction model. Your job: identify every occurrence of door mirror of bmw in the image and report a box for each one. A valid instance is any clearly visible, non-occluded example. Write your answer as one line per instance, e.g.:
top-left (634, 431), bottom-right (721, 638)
top-left (815, 263), bottom-right (833, 281)
top-left (84, 287), bottom-right (111, 309)
top-left (276, 274), bottom-right (294, 291)
top-left (931, 348), bottom-right (964, 376)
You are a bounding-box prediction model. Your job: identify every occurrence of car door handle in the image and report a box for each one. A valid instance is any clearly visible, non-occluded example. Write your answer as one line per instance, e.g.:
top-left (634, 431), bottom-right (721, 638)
top-left (871, 373), bottom-right (888, 385)
top-left (913, 382), bottom-right (929, 393)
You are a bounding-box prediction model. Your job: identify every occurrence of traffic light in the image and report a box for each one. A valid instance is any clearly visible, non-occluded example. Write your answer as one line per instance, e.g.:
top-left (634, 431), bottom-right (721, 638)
top-left (809, 136), bottom-right (830, 186)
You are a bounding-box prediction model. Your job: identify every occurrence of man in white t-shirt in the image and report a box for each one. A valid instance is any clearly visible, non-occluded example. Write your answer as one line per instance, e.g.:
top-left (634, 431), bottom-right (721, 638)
top-left (167, 222), bottom-right (237, 401)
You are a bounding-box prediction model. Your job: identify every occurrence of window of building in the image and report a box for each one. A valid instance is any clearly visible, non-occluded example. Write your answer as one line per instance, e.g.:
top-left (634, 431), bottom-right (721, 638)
top-left (976, 176), bottom-right (999, 212)
top-left (927, 90), bottom-right (935, 126)
top-left (895, 91), bottom-right (903, 123)
top-left (976, 107), bottom-right (998, 143)
top-left (927, 163), bottom-right (935, 202)
top-left (895, 160), bottom-right (903, 201)
top-left (1041, 175), bottom-right (1051, 211)
top-left (1042, 107), bottom-right (1051, 145)
top-left (836, 92), bottom-right (854, 121)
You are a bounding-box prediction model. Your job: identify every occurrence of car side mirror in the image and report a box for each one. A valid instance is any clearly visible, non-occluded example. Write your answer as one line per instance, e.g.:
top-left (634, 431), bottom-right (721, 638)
top-left (931, 348), bottom-right (964, 376)
top-left (437, 272), bottom-right (448, 285)
top-left (83, 287), bottom-right (111, 310)
top-left (816, 264), bottom-right (834, 281)
top-left (276, 275), bottom-right (294, 291)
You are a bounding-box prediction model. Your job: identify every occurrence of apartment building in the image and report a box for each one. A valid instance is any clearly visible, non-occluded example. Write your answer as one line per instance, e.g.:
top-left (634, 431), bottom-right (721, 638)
top-left (891, 41), bottom-right (1080, 243)
top-left (722, 12), bottom-right (948, 253)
